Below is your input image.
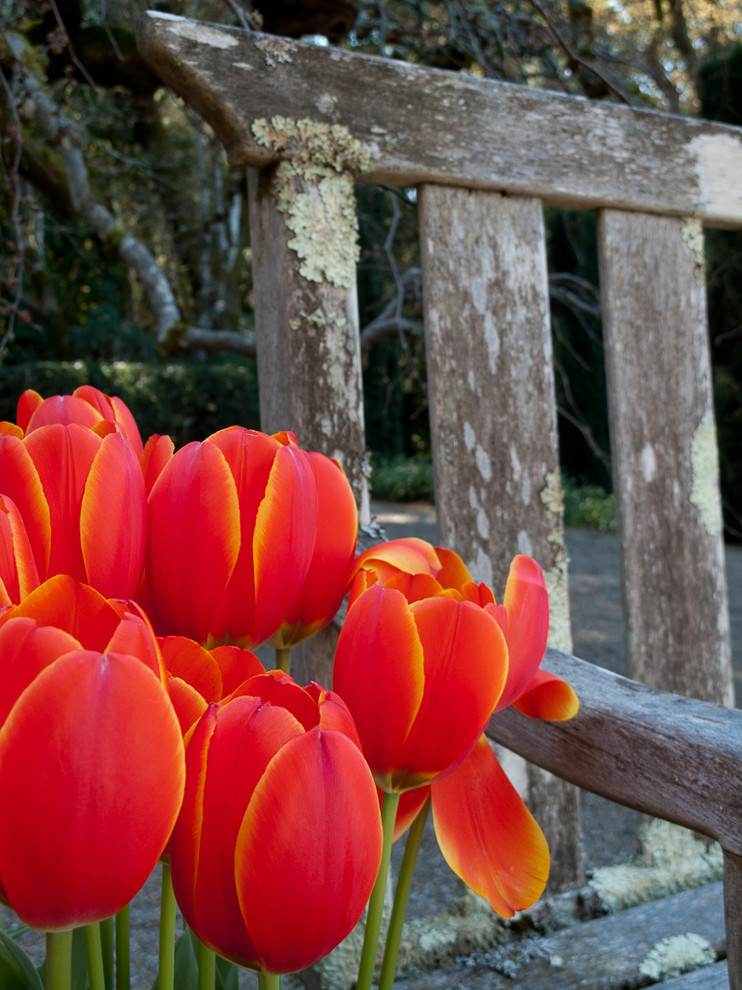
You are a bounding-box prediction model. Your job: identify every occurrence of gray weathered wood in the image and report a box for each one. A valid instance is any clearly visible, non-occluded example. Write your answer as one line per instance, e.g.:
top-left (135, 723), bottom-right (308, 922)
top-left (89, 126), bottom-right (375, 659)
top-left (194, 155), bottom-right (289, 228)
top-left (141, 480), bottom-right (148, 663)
top-left (488, 650), bottom-right (742, 986)
top-left (419, 185), bottom-right (582, 891)
top-left (247, 168), bottom-right (369, 523)
top-left (488, 649), bottom-right (742, 853)
top-left (395, 883), bottom-right (728, 989)
top-left (246, 158), bottom-right (370, 690)
top-left (137, 12), bottom-right (742, 227)
top-left (598, 210), bottom-right (733, 705)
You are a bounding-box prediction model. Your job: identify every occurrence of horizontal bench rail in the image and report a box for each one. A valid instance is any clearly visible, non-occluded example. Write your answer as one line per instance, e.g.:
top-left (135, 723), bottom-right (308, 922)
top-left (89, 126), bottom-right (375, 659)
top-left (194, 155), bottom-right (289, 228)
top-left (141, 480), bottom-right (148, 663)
top-left (137, 12), bottom-right (742, 227)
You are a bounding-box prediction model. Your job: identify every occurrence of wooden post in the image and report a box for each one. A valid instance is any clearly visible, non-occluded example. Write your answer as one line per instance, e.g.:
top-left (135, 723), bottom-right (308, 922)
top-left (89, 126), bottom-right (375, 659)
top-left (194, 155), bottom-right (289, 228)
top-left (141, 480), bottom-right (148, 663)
top-left (246, 143), bottom-right (370, 686)
top-left (598, 211), bottom-right (733, 705)
top-left (419, 185), bottom-right (583, 891)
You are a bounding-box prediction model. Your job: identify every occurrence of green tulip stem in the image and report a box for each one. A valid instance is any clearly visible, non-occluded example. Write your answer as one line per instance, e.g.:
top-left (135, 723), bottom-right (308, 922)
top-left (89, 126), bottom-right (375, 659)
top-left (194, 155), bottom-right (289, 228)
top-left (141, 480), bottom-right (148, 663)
top-left (257, 972), bottom-right (281, 990)
top-left (378, 794), bottom-right (431, 990)
top-left (100, 916), bottom-right (114, 989)
top-left (46, 930), bottom-right (73, 990)
top-left (158, 862), bottom-right (177, 990)
top-left (115, 906), bottom-right (131, 990)
top-left (194, 937), bottom-right (214, 990)
top-left (356, 790), bottom-right (401, 990)
top-left (86, 923), bottom-right (106, 990)
top-left (274, 647), bottom-right (291, 675)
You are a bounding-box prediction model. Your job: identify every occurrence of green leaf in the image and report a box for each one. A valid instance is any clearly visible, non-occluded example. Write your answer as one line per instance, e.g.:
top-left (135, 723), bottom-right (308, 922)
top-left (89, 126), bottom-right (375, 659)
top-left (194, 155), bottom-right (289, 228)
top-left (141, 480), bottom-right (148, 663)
top-left (214, 955), bottom-right (240, 990)
top-left (0, 931), bottom-right (44, 990)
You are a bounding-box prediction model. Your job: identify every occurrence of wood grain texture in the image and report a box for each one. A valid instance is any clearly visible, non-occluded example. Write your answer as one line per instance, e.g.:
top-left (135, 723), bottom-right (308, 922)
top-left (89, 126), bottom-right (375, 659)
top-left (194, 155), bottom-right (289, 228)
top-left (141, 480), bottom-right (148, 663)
top-left (488, 649), bottom-right (742, 857)
top-left (137, 12), bottom-right (742, 226)
top-left (246, 166), bottom-right (370, 525)
top-left (599, 210), bottom-right (733, 705)
top-left (419, 185), bottom-right (582, 891)
top-left (395, 883), bottom-right (727, 989)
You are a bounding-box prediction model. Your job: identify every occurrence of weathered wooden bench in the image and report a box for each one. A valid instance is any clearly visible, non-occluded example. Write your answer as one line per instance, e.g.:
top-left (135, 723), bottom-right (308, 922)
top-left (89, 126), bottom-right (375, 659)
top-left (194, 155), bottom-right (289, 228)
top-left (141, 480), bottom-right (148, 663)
top-left (136, 14), bottom-right (742, 988)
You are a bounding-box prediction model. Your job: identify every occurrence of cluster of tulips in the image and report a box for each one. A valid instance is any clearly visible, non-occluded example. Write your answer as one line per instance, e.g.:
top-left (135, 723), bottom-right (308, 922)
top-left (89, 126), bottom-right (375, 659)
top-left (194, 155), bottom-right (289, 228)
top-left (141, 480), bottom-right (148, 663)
top-left (0, 385), bottom-right (578, 990)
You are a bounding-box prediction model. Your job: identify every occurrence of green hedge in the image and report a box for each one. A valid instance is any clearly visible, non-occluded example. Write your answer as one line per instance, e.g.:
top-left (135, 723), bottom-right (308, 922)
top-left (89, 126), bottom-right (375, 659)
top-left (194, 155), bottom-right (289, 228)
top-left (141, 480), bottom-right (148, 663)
top-left (0, 360), bottom-right (261, 445)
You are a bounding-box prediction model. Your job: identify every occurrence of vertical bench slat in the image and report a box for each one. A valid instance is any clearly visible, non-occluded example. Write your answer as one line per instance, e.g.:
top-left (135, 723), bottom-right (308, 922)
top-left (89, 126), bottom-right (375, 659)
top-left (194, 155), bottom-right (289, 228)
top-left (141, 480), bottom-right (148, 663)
top-left (247, 165), bottom-right (369, 685)
top-left (598, 210), bottom-right (733, 705)
top-left (724, 851), bottom-right (742, 988)
top-left (418, 185), bottom-right (583, 890)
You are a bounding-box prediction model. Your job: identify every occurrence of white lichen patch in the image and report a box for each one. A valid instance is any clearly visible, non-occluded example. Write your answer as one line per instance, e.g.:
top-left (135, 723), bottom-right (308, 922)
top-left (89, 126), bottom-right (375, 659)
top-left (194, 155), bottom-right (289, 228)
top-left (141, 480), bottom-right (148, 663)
top-left (539, 471), bottom-right (572, 651)
top-left (639, 933), bottom-right (715, 980)
top-left (640, 443), bottom-right (657, 483)
top-left (690, 413), bottom-right (723, 537)
top-left (251, 116), bottom-right (371, 289)
top-left (680, 216), bottom-right (706, 288)
top-left (167, 18), bottom-right (238, 48)
top-left (254, 36), bottom-right (294, 68)
top-left (689, 132), bottom-right (742, 224)
top-left (590, 820), bottom-right (723, 912)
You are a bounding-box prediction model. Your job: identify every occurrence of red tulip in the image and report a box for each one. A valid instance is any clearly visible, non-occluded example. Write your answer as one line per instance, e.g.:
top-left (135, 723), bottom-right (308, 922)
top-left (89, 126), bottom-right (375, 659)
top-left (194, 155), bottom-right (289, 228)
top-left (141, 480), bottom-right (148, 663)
top-left (0, 576), bottom-right (184, 931)
top-left (270, 446), bottom-right (358, 648)
top-left (344, 542), bottom-right (579, 918)
top-left (168, 671), bottom-right (382, 974)
top-left (0, 495), bottom-right (40, 606)
top-left (144, 427), bottom-right (319, 648)
top-left (159, 635), bottom-right (266, 734)
top-left (353, 540), bottom-right (578, 719)
top-left (333, 581), bottom-right (509, 791)
top-left (0, 422), bottom-right (147, 600)
top-left (15, 386), bottom-right (143, 454)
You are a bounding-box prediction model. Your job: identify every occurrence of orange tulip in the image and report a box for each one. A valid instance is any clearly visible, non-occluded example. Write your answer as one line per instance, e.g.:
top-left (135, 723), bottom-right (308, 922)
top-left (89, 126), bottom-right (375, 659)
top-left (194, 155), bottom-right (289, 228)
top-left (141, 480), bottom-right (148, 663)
top-left (0, 422), bottom-right (147, 600)
top-left (345, 542), bottom-right (579, 918)
top-left (270, 446), bottom-right (358, 648)
top-left (168, 671), bottom-right (382, 975)
top-left (159, 635), bottom-right (266, 734)
top-left (0, 576), bottom-right (184, 931)
top-left (144, 427), bottom-right (320, 648)
top-left (333, 581), bottom-right (509, 792)
top-left (15, 386), bottom-right (143, 454)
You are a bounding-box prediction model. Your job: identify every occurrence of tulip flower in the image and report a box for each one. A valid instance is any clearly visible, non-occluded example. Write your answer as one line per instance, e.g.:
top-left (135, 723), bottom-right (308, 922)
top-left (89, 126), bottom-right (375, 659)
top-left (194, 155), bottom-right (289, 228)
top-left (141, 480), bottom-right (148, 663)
top-left (336, 541), bottom-right (579, 981)
top-left (14, 385), bottom-right (144, 454)
top-left (144, 427), bottom-right (320, 649)
top-left (0, 421), bottom-right (147, 600)
top-left (270, 444), bottom-right (358, 650)
top-left (333, 581), bottom-right (509, 792)
top-left (0, 576), bottom-right (184, 931)
top-left (159, 634), bottom-right (266, 734)
top-left (168, 671), bottom-right (382, 975)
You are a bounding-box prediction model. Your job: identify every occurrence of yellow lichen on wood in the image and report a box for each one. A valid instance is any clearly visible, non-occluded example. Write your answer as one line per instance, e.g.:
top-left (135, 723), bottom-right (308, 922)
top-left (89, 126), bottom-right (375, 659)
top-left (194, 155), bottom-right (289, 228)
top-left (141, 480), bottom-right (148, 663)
top-left (690, 413), bottom-right (723, 537)
top-left (680, 216), bottom-right (706, 288)
top-left (539, 471), bottom-right (572, 653)
top-left (251, 116), bottom-right (371, 288)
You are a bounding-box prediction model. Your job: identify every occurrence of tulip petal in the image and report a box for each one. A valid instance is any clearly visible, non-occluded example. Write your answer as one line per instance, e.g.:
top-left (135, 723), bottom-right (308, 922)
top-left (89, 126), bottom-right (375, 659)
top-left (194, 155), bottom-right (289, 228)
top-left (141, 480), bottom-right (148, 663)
top-left (236, 727), bottom-right (382, 974)
top-left (140, 435), bottom-right (175, 494)
top-left (210, 645), bottom-right (265, 697)
top-left (24, 424), bottom-right (101, 582)
top-left (402, 598), bottom-right (508, 788)
top-left (159, 636), bottom-right (223, 703)
top-left (170, 696), bottom-right (306, 965)
top-left (1, 575), bottom-right (119, 651)
top-left (74, 386), bottom-right (144, 454)
top-left (333, 585), bottom-right (425, 791)
top-left (15, 390), bottom-right (42, 433)
top-left (512, 668), bottom-right (580, 720)
top-left (274, 452), bottom-right (357, 647)
top-left (353, 537), bottom-right (442, 585)
top-left (81, 433), bottom-right (147, 599)
top-left (0, 650), bottom-right (185, 930)
top-left (0, 434), bottom-right (51, 575)
top-left (493, 555), bottom-right (550, 711)
top-left (146, 441), bottom-right (241, 642)
top-left (431, 736), bottom-right (549, 917)
top-left (0, 496), bottom-right (40, 603)
top-left (0, 617), bottom-right (81, 726)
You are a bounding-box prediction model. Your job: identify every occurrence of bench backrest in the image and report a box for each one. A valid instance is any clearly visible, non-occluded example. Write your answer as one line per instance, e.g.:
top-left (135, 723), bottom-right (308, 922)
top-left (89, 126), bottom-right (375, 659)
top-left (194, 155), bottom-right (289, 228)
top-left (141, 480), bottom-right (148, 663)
top-left (137, 15), bottom-right (742, 985)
